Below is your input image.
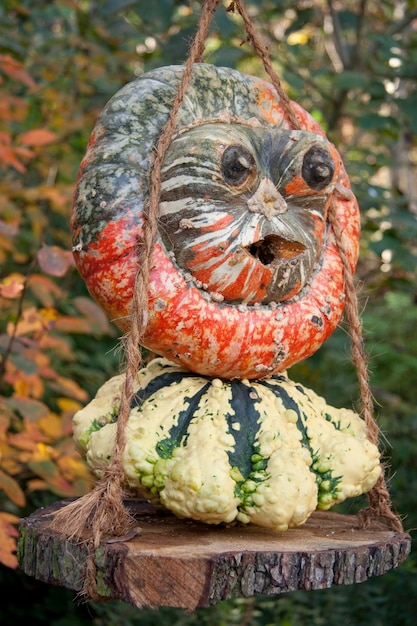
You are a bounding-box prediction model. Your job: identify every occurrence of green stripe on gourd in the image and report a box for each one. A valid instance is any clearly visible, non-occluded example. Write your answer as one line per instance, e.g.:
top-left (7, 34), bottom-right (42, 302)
top-left (262, 380), bottom-right (342, 508)
top-left (72, 357), bottom-right (381, 532)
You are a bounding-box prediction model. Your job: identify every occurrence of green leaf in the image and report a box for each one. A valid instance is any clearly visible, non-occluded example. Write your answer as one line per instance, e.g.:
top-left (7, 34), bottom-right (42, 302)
top-left (134, 0), bottom-right (174, 31)
top-left (6, 397), bottom-right (49, 422)
top-left (97, 0), bottom-right (138, 17)
top-left (333, 71), bottom-right (369, 90)
top-left (356, 113), bottom-right (398, 131)
top-left (397, 91), bottom-right (417, 132)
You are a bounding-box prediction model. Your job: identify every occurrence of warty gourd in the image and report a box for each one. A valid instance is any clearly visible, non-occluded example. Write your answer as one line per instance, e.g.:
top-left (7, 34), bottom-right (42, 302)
top-left (73, 358), bottom-right (381, 532)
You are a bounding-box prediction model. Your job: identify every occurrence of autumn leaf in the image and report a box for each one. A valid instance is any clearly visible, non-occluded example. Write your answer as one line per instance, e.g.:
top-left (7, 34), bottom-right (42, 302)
top-left (6, 396), bottom-right (50, 422)
top-left (38, 412), bottom-right (62, 439)
top-left (57, 397), bottom-right (83, 415)
top-left (0, 136), bottom-right (33, 173)
top-left (0, 274), bottom-right (24, 299)
top-left (54, 315), bottom-right (94, 334)
top-left (7, 421), bottom-right (49, 451)
top-left (38, 332), bottom-right (74, 360)
top-left (39, 184), bottom-right (73, 212)
top-left (12, 372), bottom-right (45, 399)
top-left (6, 305), bottom-right (43, 336)
top-left (0, 470), bottom-right (26, 507)
top-left (0, 217), bottom-right (19, 238)
top-left (73, 296), bottom-right (115, 335)
top-left (0, 512), bottom-right (19, 569)
top-left (49, 376), bottom-right (89, 402)
top-left (0, 94), bottom-right (28, 123)
top-left (28, 274), bottom-right (63, 307)
top-left (58, 455), bottom-right (94, 492)
top-left (0, 411), bottom-right (11, 436)
top-left (6, 305), bottom-right (57, 337)
top-left (26, 479), bottom-right (48, 492)
top-left (37, 245), bottom-right (73, 277)
top-left (0, 442), bottom-right (22, 476)
top-left (17, 128), bottom-right (58, 146)
top-left (0, 54), bottom-right (36, 89)
top-left (27, 458), bottom-right (76, 497)
top-left (56, 397), bottom-right (83, 436)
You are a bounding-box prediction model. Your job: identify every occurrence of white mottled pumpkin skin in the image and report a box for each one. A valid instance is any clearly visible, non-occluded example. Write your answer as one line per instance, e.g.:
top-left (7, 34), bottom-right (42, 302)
top-left (71, 64), bottom-right (360, 379)
top-left (73, 358), bottom-right (381, 532)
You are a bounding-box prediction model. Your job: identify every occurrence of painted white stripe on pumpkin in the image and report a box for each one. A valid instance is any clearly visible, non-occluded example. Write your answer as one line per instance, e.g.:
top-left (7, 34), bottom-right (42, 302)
top-left (159, 198), bottom-right (199, 215)
top-left (161, 156), bottom-right (201, 171)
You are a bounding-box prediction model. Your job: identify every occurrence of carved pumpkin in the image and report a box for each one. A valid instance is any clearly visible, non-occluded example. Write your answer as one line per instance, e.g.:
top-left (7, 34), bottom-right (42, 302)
top-left (71, 64), bottom-right (360, 379)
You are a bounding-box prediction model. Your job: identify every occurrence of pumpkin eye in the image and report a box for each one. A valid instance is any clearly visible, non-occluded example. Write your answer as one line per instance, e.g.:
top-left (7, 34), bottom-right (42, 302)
top-left (301, 146), bottom-right (335, 190)
top-left (221, 144), bottom-right (255, 186)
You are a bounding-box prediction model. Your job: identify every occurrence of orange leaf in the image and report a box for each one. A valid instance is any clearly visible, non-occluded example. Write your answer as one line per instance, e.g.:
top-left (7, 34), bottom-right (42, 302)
top-left (0, 470), bottom-right (25, 507)
top-left (18, 128), bottom-right (58, 146)
top-left (57, 397), bottom-right (84, 436)
top-left (0, 94), bottom-right (28, 123)
top-left (54, 316), bottom-right (93, 334)
top-left (28, 274), bottom-right (63, 307)
top-left (38, 413), bottom-right (62, 439)
top-left (0, 142), bottom-right (27, 173)
top-left (38, 333), bottom-right (73, 360)
top-left (0, 274), bottom-right (24, 299)
top-left (27, 459), bottom-right (75, 497)
top-left (26, 478), bottom-right (48, 491)
top-left (40, 185), bottom-right (73, 212)
top-left (0, 54), bottom-right (36, 89)
top-left (37, 245), bottom-right (73, 277)
top-left (49, 376), bottom-right (89, 402)
top-left (6, 305), bottom-right (42, 336)
top-left (6, 305), bottom-right (56, 337)
top-left (58, 455), bottom-right (93, 483)
top-left (13, 373), bottom-right (44, 399)
top-left (0, 512), bottom-right (19, 569)
top-left (7, 421), bottom-right (49, 451)
top-left (0, 442), bottom-right (22, 475)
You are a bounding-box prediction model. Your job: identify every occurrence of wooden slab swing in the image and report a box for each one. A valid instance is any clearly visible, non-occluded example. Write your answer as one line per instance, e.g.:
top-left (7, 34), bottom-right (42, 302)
top-left (17, 0), bottom-right (411, 612)
top-left (18, 499), bottom-right (411, 612)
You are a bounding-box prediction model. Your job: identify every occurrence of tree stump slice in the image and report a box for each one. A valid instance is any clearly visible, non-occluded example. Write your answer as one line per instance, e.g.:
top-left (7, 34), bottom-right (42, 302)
top-left (18, 499), bottom-right (411, 612)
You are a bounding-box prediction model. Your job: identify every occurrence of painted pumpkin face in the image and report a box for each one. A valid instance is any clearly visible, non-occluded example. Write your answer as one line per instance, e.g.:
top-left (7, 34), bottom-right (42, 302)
top-left (71, 64), bottom-right (360, 379)
top-left (159, 123), bottom-right (339, 305)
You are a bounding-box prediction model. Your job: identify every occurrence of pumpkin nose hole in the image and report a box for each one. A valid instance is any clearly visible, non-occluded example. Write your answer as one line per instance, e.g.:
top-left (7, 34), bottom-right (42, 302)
top-left (248, 235), bottom-right (306, 266)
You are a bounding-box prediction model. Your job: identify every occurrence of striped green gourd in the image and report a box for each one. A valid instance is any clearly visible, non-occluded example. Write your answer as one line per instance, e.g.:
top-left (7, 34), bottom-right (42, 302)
top-left (73, 358), bottom-right (381, 532)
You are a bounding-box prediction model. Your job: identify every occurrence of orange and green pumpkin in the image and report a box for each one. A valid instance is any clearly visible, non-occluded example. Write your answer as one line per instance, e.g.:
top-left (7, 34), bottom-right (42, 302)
top-left (71, 64), bottom-right (360, 379)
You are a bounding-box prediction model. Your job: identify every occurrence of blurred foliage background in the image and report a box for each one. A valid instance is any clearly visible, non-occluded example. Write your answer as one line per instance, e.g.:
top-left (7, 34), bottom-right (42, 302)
top-left (0, 0), bottom-right (416, 624)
